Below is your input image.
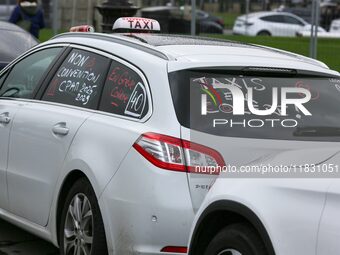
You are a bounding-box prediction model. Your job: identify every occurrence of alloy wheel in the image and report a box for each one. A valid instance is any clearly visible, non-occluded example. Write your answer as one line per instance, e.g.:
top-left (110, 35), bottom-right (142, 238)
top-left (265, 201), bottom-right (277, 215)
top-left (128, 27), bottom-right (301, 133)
top-left (64, 193), bottom-right (94, 255)
top-left (218, 249), bottom-right (242, 255)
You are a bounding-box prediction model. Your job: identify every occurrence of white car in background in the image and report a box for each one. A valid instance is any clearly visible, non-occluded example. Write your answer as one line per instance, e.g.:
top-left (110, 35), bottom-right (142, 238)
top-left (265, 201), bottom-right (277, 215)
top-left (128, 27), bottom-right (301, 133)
top-left (233, 11), bottom-right (325, 36)
top-left (189, 177), bottom-right (340, 255)
top-left (330, 18), bottom-right (340, 33)
top-left (297, 19), bottom-right (340, 37)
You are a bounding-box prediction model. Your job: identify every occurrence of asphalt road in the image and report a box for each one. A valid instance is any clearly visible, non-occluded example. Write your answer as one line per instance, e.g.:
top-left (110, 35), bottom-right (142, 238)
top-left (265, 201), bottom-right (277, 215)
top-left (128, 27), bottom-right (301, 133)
top-left (0, 219), bottom-right (58, 255)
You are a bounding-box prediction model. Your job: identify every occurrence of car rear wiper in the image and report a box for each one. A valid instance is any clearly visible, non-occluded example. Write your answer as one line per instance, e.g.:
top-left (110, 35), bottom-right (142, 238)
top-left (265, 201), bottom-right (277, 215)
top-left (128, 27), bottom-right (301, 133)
top-left (293, 126), bottom-right (340, 137)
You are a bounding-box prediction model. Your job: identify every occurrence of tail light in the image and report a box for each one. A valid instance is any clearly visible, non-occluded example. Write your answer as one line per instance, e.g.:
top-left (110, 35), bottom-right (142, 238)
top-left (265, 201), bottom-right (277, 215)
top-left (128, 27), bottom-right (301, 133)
top-left (217, 19), bottom-right (225, 27)
top-left (161, 246), bottom-right (188, 253)
top-left (133, 133), bottom-right (225, 174)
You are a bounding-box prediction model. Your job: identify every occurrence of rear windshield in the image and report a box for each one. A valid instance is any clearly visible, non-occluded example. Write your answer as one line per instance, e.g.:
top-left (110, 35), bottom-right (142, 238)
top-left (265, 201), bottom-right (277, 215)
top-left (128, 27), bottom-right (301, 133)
top-left (169, 69), bottom-right (340, 141)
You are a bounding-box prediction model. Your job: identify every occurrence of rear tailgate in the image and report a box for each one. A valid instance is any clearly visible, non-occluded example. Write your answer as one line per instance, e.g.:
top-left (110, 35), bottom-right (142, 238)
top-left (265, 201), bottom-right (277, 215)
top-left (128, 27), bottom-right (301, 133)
top-left (181, 127), bottom-right (340, 211)
top-left (168, 68), bottom-right (340, 211)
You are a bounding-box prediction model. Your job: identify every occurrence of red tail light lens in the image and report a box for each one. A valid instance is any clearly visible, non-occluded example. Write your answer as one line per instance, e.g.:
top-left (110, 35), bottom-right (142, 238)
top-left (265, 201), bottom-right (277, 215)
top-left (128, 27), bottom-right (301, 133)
top-left (217, 19), bottom-right (225, 26)
top-left (161, 246), bottom-right (188, 253)
top-left (133, 133), bottom-right (225, 173)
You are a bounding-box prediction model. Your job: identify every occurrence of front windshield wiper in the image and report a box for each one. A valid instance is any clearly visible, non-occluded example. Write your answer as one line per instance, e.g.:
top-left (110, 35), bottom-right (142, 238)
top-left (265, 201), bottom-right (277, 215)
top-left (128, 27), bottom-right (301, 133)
top-left (293, 126), bottom-right (340, 137)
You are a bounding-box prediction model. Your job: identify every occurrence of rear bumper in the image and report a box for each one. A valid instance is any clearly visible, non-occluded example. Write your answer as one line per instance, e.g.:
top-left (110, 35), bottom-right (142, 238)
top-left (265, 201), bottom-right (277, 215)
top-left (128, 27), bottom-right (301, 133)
top-left (100, 148), bottom-right (195, 255)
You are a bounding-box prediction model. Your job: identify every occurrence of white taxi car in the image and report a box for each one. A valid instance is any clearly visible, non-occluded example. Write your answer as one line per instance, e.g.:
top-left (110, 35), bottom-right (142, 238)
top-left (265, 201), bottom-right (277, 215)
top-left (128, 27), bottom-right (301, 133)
top-left (0, 17), bottom-right (339, 255)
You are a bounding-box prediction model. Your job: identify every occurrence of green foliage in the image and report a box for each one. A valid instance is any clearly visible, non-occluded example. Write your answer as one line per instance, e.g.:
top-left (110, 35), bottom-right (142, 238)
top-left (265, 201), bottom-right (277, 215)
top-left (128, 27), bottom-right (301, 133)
top-left (208, 34), bottom-right (340, 71)
top-left (215, 12), bottom-right (239, 29)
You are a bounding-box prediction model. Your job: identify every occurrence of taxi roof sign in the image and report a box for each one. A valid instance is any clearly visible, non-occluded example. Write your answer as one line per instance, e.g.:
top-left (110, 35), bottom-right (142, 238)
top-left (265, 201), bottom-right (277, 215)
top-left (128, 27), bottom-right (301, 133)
top-left (112, 17), bottom-right (161, 33)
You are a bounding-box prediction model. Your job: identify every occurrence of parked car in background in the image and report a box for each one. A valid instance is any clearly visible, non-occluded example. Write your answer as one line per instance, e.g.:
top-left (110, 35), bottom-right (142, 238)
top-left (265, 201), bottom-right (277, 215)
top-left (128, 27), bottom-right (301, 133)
top-left (196, 9), bottom-right (225, 28)
top-left (141, 6), bottom-right (223, 34)
top-left (189, 177), bottom-right (340, 255)
top-left (276, 6), bottom-right (312, 23)
top-left (330, 18), bottom-right (340, 32)
top-left (180, 7), bottom-right (225, 33)
top-left (0, 21), bottom-right (38, 70)
top-left (233, 11), bottom-right (325, 36)
top-left (197, 10), bottom-right (224, 34)
top-left (278, 4), bottom-right (340, 31)
top-left (297, 18), bottom-right (340, 37)
top-left (296, 25), bottom-right (328, 37)
top-left (0, 0), bottom-right (15, 21)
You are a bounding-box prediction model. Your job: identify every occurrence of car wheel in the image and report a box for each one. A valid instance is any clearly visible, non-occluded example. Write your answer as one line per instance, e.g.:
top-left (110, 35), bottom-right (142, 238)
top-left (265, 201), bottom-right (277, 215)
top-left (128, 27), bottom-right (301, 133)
top-left (204, 223), bottom-right (267, 255)
top-left (257, 31), bottom-right (271, 36)
top-left (59, 178), bottom-right (108, 255)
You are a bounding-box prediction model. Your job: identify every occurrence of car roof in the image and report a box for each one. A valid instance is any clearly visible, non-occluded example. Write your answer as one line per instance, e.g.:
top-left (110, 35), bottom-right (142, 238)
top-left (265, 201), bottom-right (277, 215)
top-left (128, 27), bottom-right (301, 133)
top-left (118, 33), bottom-right (251, 47)
top-left (239, 11), bottom-right (276, 18)
top-left (241, 11), bottom-right (299, 19)
top-left (48, 32), bottom-right (338, 75)
top-left (0, 20), bottom-right (26, 32)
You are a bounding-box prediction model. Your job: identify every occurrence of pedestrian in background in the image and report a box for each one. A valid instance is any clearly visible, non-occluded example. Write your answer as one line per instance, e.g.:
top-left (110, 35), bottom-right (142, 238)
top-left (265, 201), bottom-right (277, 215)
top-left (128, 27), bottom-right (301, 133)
top-left (9, 0), bottom-right (45, 39)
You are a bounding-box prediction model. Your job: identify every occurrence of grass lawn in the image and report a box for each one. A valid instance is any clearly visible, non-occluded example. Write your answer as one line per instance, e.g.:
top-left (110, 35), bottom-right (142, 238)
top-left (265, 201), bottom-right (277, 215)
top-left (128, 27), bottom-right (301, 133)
top-left (39, 28), bottom-right (67, 43)
top-left (39, 29), bottom-right (340, 71)
top-left (215, 12), bottom-right (239, 29)
top-left (208, 34), bottom-right (340, 71)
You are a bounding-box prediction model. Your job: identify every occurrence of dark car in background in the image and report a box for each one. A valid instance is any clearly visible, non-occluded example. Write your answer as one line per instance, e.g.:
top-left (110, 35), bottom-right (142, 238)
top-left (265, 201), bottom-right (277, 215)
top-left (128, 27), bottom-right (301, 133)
top-left (0, 21), bottom-right (38, 70)
top-left (196, 9), bottom-right (225, 27)
top-left (279, 3), bottom-right (340, 31)
top-left (0, 0), bottom-right (15, 21)
top-left (194, 9), bottom-right (225, 33)
top-left (141, 6), bottom-right (224, 34)
top-left (277, 7), bottom-right (312, 23)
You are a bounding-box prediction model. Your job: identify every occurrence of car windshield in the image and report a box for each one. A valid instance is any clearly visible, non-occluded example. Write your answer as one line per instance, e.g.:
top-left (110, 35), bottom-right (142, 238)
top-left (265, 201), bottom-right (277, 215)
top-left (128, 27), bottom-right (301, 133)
top-left (169, 69), bottom-right (340, 141)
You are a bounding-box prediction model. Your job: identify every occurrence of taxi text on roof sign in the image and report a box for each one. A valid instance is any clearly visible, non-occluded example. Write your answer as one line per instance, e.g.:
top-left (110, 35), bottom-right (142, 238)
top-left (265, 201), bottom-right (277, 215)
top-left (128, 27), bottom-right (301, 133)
top-left (112, 17), bottom-right (161, 32)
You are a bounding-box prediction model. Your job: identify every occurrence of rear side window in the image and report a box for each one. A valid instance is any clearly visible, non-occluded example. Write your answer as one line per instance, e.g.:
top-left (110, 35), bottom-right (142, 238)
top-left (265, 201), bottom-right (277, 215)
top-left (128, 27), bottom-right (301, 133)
top-left (284, 15), bottom-right (304, 25)
top-left (260, 15), bottom-right (284, 23)
top-left (99, 60), bottom-right (149, 120)
top-left (42, 49), bottom-right (110, 109)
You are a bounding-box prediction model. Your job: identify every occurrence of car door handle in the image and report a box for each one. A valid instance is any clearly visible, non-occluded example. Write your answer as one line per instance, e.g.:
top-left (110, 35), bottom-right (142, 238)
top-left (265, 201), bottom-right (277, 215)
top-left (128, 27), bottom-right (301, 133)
top-left (52, 123), bottom-right (69, 136)
top-left (0, 113), bottom-right (11, 124)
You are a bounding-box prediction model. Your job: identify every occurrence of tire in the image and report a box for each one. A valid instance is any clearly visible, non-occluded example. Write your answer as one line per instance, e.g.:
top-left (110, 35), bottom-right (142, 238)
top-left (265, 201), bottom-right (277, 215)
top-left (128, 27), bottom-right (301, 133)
top-left (204, 223), bottom-right (267, 255)
top-left (59, 178), bottom-right (108, 255)
top-left (257, 31), bottom-right (271, 36)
